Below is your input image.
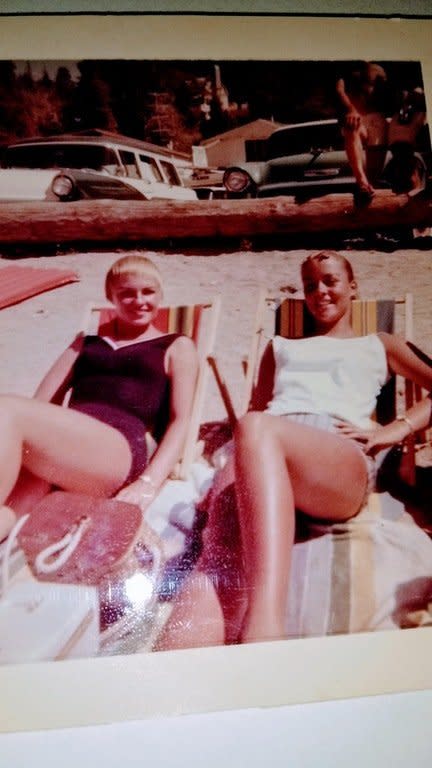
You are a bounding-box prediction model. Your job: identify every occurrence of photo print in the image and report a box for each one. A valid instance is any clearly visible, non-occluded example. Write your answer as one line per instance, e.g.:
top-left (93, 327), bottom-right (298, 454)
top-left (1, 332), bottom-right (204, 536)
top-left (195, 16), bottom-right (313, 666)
top-left (0, 12), bottom-right (431, 732)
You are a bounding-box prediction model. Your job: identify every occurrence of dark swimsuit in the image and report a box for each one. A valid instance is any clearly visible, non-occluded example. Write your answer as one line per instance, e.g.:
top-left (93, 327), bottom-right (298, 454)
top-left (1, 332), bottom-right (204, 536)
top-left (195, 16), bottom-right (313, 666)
top-left (68, 333), bottom-right (179, 487)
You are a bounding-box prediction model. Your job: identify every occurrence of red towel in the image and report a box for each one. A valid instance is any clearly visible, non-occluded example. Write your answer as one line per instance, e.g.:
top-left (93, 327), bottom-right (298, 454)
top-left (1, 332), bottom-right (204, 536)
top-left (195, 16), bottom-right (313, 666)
top-left (0, 265), bottom-right (79, 309)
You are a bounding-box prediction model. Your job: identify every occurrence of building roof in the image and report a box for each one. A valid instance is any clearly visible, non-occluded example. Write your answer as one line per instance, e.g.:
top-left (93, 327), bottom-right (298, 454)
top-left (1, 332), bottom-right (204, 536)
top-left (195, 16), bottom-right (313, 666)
top-left (199, 118), bottom-right (285, 147)
top-left (7, 129), bottom-right (192, 161)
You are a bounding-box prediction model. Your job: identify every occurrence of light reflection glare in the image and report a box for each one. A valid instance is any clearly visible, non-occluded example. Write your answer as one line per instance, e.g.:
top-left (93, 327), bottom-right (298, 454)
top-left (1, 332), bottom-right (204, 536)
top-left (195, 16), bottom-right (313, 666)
top-left (124, 572), bottom-right (154, 607)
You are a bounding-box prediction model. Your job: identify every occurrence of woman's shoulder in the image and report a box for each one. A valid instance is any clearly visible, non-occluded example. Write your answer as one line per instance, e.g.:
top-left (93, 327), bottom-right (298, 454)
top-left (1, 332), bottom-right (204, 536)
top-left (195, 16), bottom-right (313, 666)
top-left (165, 334), bottom-right (198, 377)
top-left (272, 333), bottom-right (369, 346)
top-left (165, 333), bottom-right (197, 357)
top-left (273, 332), bottom-right (388, 356)
top-left (376, 331), bottom-right (404, 353)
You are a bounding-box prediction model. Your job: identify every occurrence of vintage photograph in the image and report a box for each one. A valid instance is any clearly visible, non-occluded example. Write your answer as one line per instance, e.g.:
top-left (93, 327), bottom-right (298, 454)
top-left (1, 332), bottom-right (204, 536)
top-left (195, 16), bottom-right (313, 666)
top-left (0, 52), bottom-right (431, 670)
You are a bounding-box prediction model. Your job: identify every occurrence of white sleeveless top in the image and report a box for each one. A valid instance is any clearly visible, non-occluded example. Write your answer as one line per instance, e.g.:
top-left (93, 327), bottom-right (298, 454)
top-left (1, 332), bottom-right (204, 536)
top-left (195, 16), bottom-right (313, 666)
top-left (265, 334), bottom-right (388, 428)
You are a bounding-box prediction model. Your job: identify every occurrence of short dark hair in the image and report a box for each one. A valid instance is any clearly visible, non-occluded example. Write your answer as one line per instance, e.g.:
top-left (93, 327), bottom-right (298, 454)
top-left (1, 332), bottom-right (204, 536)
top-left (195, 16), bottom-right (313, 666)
top-left (301, 250), bottom-right (355, 284)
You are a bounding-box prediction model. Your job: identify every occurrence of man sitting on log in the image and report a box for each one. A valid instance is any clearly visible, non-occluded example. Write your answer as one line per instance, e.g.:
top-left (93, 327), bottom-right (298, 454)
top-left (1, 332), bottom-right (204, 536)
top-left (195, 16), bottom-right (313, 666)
top-left (337, 62), bottom-right (428, 204)
top-left (336, 61), bottom-right (391, 204)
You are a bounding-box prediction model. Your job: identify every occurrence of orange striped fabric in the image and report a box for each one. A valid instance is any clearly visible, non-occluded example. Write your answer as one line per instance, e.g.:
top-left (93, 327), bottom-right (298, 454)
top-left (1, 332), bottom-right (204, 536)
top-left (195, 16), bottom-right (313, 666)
top-left (275, 298), bottom-right (395, 338)
top-left (97, 304), bottom-right (203, 341)
top-left (0, 265), bottom-right (79, 310)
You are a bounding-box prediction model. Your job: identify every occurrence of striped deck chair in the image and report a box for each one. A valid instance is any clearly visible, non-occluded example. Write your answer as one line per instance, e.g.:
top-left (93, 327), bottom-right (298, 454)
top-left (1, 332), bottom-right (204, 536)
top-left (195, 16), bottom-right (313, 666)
top-left (0, 299), bottom-right (230, 661)
top-left (236, 294), bottom-right (432, 637)
top-left (286, 488), bottom-right (432, 638)
top-left (240, 291), bottom-right (421, 483)
top-left (80, 298), bottom-right (227, 480)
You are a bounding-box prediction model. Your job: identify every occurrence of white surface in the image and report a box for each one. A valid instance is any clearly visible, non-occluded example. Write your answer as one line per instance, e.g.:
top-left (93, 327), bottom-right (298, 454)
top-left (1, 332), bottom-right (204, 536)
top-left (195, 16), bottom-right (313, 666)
top-left (1, 690), bottom-right (431, 767)
top-left (0, 581), bottom-right (99, 663)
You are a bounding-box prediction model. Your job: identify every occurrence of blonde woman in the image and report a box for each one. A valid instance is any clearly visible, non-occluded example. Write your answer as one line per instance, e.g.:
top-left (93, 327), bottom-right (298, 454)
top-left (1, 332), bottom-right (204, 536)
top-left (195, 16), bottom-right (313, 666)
top-left (0, 254), bottom-right (198, 540)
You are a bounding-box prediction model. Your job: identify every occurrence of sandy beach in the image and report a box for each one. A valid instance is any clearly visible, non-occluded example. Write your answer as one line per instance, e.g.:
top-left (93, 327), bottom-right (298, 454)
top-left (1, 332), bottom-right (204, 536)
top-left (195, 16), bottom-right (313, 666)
top-left (1, 242), bottom-right (431, 425)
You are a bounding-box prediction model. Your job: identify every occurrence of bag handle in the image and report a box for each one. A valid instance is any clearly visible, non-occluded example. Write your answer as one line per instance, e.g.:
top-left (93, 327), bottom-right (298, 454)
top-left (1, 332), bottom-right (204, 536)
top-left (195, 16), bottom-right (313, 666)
top-left (1, 513), bottom-right (30, 600)
top-left (35, 515), bottom-right (91, 574)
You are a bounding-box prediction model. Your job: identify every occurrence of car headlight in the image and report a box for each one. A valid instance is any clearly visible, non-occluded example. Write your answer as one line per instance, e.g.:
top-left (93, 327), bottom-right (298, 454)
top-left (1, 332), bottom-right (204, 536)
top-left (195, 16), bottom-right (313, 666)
top-left (51, 173), bottom-right (76, 200)
top-left (223, 168), bottom-right (253, 193)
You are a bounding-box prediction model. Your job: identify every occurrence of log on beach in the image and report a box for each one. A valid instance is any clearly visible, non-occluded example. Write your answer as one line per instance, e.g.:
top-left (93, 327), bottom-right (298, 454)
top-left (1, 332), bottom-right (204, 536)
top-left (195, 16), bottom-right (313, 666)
top-left (0, 190), bottom-right (431, 245)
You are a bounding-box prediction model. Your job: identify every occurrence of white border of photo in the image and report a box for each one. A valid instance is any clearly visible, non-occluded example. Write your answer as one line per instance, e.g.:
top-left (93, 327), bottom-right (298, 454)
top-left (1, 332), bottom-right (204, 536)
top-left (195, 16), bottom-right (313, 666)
top-left (0, 13), bottom-right (431, 733)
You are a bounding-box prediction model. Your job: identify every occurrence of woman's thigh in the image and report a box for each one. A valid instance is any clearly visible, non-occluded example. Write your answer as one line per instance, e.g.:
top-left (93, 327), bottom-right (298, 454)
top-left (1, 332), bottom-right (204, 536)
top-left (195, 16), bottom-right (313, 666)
top-left (240, 412), bottom-right (369, 521)
top-left (1, 394), bottom-right (133, 496)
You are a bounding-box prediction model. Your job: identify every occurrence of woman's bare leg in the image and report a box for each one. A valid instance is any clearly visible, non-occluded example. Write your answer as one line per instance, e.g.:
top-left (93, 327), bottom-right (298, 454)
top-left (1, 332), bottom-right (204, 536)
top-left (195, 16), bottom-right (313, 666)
top-left (154, 572), bottom-right (225, 651)
top-left (234, 412), bottom-right (368, 644)
top-left (1, 469), bottom-right (53, 541)
top-left (155, 454), bottom-right (247, 651)
top-left (0, 394), bottom-right (133, 536)
top-left (6, 468), bottom-right (50, 517)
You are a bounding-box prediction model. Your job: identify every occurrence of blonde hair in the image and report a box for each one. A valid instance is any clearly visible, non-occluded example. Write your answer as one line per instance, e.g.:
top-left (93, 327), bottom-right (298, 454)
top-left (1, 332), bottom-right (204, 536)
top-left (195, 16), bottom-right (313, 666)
top-left (105, 253), bottom-right (162, 301)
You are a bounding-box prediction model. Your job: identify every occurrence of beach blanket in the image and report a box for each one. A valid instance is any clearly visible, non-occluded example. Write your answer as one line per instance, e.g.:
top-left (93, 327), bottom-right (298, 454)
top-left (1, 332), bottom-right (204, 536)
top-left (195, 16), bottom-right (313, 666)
top-left (197, 440), bottom-right (432, 641)
top-left (0, 265), bottom-right (79, 309)
top-left (287, 491), bottom-right (432, 638)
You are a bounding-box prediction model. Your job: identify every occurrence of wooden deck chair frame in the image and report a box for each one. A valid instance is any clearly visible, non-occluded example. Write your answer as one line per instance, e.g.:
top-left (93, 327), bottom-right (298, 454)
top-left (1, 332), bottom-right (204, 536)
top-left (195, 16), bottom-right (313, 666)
top-left (79, 297), bottom-right (230, 480)
top-left (240, 290), bottom-right (424, 485)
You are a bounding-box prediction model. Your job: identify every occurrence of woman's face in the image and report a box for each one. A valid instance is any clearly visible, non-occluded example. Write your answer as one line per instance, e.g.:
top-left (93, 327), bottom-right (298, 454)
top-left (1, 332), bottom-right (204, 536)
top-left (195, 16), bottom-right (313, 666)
top-left (110, 272), bottom-right (162, 327)
top-left (302, 257), bottom-right (356, 330)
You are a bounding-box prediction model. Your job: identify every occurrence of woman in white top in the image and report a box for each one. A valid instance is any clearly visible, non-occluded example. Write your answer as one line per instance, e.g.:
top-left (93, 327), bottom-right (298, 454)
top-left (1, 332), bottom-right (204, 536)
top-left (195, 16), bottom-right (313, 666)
top-left (155, 251), bottom-right (432, 652)
top-left (234, 250), bottom-right (432, 644)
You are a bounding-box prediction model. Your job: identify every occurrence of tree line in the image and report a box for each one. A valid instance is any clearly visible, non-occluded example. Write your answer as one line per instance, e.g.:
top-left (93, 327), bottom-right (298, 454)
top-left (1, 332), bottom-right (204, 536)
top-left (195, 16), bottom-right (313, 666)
top-left (0, 59), bottom-right (425, 153)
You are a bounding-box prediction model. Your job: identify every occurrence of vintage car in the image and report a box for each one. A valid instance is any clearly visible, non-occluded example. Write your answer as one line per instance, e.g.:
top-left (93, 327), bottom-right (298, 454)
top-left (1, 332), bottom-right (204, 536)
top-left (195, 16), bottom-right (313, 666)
top-left (222, 118), bottom-right (430, 200)
top-left (0, 132), bottom-right (198, 202)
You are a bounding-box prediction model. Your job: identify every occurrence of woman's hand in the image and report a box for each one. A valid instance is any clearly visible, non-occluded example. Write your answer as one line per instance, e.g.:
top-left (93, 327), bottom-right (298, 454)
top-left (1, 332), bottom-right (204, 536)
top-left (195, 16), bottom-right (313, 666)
top-left (116, 476), bottom-right (158, 513)
top-left (116, 483), bottom-right (166, 572)
top-left (335, 419), bottom-right (410, 456)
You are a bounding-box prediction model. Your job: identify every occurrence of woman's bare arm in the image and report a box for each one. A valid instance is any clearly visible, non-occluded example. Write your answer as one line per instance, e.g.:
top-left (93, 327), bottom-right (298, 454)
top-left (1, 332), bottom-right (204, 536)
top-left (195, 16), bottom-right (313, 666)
top-left (337, 394), bottom-right (431, 455)
top-left (380, 332), bottom-right (432, 390)
top-left (337, 334), bottom-right (432, 454)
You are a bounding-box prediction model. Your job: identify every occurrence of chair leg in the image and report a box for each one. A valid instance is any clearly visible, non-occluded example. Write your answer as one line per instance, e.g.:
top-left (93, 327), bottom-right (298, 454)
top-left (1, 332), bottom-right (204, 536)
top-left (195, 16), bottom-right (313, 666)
top-left (207, 356), bottom-right (237, 428)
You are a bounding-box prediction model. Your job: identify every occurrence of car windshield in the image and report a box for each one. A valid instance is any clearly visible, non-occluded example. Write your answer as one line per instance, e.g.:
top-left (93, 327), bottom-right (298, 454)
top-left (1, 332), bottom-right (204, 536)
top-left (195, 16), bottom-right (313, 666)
top-left (266, 123), bottom-right (345, 160)
top-left (4, 144), bottom-right (119, 170)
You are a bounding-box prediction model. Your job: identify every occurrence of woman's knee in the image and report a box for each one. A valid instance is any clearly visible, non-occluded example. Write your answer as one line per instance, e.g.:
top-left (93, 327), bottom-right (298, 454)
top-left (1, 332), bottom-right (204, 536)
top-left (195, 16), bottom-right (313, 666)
top-left (0, 395), bottom-right (19, 432)
top-left (234, 411), bottom-right (269, 446)
top-left (235, 412), bottom-right (293, 453)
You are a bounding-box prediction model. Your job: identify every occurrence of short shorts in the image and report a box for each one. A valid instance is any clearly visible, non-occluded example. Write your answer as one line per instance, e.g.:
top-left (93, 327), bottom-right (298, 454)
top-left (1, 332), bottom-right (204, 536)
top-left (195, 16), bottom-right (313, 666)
top-left (282, 412), bottom-right (379, 502)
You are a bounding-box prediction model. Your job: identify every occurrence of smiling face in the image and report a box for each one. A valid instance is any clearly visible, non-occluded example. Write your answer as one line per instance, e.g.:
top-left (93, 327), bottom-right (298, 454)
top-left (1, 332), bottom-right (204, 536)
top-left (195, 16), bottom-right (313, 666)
top-left (301, 253), bottom-right (357, 335)
top-left (110, 272), bottom-right (163, 329)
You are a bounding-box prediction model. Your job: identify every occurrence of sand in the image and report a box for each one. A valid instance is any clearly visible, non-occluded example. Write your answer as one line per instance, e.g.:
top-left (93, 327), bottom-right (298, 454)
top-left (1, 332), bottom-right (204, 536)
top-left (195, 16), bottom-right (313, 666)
top-left (1, 243), bottom-right (431, 424)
